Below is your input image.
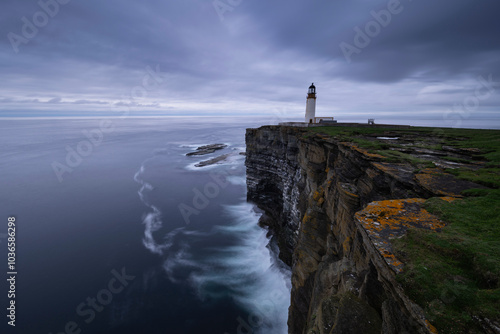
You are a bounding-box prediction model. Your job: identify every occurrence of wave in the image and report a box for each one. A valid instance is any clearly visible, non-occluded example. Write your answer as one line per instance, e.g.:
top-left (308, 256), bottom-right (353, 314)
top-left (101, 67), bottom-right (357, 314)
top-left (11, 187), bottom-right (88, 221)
top-left (134, 144), bottom-right (290, 334)
top-left (226, 175), bottom-right (247, 186)
top-left (187, 203), bottom-right (291, 334)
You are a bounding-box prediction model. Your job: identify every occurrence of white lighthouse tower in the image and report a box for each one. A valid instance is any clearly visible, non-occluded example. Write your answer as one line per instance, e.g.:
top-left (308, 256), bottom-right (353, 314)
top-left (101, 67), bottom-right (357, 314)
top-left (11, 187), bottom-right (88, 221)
top-left (305, 83), bottom-right (316, 124)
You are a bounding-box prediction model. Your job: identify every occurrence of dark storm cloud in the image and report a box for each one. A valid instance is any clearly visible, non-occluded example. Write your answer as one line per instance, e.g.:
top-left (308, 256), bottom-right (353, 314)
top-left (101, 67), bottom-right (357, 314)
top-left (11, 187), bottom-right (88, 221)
top-left (0, 0), bottom-right (498, 124)
top-left (236, 0), bottom-right (500, 82)
top-left (335, 0), bottom-right (500, 82)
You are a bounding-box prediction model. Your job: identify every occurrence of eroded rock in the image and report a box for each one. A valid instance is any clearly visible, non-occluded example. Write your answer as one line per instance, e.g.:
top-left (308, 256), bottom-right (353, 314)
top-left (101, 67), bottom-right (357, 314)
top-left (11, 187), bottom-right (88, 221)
top-left (245, 125), bottom-right (487, 334)
top-left (186, 143), bottom-right (227, 156)
top-left (194, 153), bottom-right (230, 167)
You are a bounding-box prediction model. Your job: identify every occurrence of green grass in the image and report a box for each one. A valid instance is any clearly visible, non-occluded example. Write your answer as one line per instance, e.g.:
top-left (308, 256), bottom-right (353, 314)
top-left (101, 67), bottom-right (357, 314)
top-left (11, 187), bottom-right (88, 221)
top-left (391, 127), bottom-right (500, 333)
top-left (307, 126), bottom-right (407, 153)
top-left (307, 126), bottom-right (500, 184)
top-left (437, 128), bottom-right (500, 188)
top-left (306, 126), bottom-right (500, 332)
top-left (442, 156), bottom-right (472, 164)
top-left (447, 167), bottom-right (500, 189)
top-left (306, 126), bottom-right (437, 166)
top-left (307, 126), bottom-right (393, 137)
top-left (350, 137), bottom-right (391, 150)
top-left (394, 191), bottom-right (500, 333)
top-left (376, 149), bottom-right (435, 166)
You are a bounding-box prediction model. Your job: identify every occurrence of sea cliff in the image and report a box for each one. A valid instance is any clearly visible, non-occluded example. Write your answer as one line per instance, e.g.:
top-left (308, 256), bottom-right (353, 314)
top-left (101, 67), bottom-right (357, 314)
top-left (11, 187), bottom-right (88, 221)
top-left (245, 125), bottom-right (497, 334)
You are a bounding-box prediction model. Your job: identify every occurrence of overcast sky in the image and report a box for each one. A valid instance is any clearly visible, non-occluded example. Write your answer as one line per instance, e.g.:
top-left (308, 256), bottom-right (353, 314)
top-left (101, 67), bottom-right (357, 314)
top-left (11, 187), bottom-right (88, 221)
top-left (1, 0), bottom-right (499, 127)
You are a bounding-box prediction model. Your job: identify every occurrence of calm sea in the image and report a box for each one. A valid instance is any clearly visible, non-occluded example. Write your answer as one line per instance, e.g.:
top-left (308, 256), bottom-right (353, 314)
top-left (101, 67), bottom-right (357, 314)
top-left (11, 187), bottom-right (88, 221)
top-left (0, 117), bottom-right (291, 334)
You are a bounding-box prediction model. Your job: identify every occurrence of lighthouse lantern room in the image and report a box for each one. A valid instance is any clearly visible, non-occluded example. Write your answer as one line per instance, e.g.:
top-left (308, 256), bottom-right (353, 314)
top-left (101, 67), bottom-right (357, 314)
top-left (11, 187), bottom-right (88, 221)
top-left (305, 83), bottom-right (316, 124)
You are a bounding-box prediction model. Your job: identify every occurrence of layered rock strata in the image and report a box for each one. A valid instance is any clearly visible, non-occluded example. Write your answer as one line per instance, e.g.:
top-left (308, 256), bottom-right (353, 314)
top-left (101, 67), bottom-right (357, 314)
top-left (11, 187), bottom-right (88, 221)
top-left (245, 126), bottom-right (481, 334)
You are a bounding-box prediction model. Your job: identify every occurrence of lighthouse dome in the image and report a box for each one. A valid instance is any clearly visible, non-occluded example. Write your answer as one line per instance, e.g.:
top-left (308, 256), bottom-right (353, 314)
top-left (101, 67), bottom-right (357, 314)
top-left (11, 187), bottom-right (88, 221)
top-left (308, 83), bottom-right (316, 94)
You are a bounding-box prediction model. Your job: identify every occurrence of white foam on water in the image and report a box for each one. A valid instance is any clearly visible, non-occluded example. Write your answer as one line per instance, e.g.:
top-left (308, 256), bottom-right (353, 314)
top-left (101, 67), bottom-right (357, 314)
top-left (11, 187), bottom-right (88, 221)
top-left (180, 144), bottom-right (206, 148)
top-left (227, 175), bottom-right (246, 186)
top-left (137, 199), bottom-right (291, 333)
top-left (134, 142), bottom-right (290, 334)
top-left (135, 158), bottom-right (177, 256)
top-left (188, 203), bottom-right (291, 334)
top-left (180, 142), bottom-right (232, 150)
top-left (141, 209), bottom-right (175, 255)
top-left (184, 161), bottom-right (222, 171)
top-left (184, 152), bottom-right (244, 171)
top-left (226, 203), bottom-right (291, 334)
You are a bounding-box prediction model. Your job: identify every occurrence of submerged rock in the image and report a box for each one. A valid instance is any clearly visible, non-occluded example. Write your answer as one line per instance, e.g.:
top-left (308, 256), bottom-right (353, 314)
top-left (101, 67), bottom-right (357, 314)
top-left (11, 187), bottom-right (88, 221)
top-left (186, 143), bottom-right (227, 156)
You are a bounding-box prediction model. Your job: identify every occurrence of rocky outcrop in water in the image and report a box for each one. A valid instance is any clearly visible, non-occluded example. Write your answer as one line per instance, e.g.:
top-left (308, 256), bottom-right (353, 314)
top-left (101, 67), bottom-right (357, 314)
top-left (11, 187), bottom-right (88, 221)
top-left (245, 126), bottom-right (484, 334)
top-left (194, 153), bottom-right (230, 167)
top-left (186, 143), bottom-right (227, 156)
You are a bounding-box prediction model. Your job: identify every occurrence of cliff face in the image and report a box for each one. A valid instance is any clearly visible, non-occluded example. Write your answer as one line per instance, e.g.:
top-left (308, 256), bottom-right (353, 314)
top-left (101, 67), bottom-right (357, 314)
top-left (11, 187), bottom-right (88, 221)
top-left (245, 126), bottom-right (480, 334)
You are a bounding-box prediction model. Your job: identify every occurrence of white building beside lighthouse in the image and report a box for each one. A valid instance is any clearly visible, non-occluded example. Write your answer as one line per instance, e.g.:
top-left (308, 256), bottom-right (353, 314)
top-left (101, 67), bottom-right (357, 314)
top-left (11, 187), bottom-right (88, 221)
top-left (305, 83), bottom-right (316, 124)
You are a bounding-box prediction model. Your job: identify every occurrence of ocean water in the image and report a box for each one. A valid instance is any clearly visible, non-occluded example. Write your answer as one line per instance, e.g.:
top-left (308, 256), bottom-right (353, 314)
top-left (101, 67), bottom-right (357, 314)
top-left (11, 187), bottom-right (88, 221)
top-left (0, 117), bottom-right (291, 334)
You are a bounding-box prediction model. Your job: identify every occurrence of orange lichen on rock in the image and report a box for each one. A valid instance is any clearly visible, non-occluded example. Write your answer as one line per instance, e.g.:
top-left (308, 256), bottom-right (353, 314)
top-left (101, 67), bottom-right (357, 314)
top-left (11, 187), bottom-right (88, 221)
top-left (316, 134), bottom-right (331, 140)
top-left (313, 188), bottom-right (323, 201)
top-left (425, 320), bottom-right (438, 334)
top-left (372, 162), bottom-right (396, 174)
top-left (339, 183), bottom-right (359, 198)
top-left (342, 236), bottom-right (351, 253)
top-left (341, 142), bottom-right (385, 160)
top-left (439, 196), bottom-right (457, 203)
top-left (355, 198), bottom-right (451, 273)
top-left (372, 162), bottom-right (407, 177)
top-left (380, 249), bottom-right (404, 269)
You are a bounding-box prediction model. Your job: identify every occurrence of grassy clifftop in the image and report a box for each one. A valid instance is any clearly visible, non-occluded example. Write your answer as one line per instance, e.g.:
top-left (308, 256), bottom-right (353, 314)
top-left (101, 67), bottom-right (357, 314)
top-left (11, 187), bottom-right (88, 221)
top-left (306, 126), bottom-right (500, 333)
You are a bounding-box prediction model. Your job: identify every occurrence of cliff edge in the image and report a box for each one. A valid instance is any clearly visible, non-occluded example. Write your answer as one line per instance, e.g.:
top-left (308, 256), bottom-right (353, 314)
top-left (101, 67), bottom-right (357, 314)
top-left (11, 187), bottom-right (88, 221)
top-left (245, 125), bottom-right (499, 334)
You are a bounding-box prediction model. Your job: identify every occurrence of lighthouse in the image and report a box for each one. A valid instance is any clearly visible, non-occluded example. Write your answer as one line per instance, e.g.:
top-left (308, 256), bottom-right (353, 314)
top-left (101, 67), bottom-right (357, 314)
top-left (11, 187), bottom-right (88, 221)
top-left (305, 83), bottom-right (316, 124)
